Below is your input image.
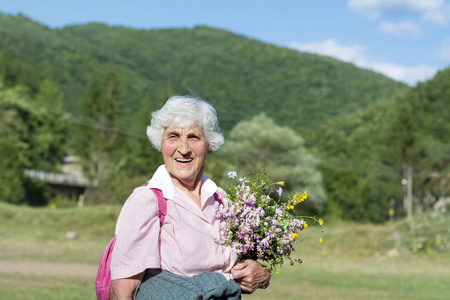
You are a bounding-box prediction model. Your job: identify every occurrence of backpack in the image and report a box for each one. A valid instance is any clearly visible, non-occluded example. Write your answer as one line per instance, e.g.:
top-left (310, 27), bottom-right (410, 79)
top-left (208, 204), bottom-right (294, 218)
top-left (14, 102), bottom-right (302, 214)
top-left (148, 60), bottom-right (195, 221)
top-left (95, 185), bottom-right (166, 300)
top-left (95, 185), bottom-right (223, 300)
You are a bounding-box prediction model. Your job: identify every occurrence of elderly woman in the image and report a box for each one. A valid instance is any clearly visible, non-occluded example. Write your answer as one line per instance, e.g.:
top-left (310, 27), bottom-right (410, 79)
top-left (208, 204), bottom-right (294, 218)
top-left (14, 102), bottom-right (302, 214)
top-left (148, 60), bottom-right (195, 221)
top-left (110, 96), bottom-right (271, 299)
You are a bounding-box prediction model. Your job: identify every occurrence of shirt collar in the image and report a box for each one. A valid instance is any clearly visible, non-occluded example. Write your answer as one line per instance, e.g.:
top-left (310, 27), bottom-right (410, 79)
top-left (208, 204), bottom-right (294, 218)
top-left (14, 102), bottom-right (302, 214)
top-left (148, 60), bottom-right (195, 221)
top-left (147, 165), bottom-right (217, 200)
top-left (201, 173), bottom-right (218, 199)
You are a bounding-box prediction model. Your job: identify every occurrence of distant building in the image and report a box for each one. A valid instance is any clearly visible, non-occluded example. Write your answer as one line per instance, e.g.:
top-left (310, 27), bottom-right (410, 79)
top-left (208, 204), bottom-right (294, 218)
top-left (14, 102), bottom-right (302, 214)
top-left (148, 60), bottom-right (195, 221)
top-left (23, 156), bottom-right (96, 202)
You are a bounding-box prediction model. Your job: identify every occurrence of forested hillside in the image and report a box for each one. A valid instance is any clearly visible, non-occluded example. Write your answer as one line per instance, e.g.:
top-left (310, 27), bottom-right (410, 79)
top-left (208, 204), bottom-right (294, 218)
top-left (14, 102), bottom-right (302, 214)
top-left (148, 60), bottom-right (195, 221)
top-left (0, 13), bottom-right (406, 132)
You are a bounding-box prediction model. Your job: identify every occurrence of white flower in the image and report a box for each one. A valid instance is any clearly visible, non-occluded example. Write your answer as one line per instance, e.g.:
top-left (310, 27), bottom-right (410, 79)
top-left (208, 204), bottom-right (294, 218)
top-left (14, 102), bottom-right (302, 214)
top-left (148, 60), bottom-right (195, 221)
top-left (227, 171), bottom-right (237, 178)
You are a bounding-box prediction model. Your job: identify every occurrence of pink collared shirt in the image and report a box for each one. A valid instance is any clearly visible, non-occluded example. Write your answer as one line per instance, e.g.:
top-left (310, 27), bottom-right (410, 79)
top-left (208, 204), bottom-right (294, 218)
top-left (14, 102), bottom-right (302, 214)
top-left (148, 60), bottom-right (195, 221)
top-left (110, 165), bottom-right (236, 281)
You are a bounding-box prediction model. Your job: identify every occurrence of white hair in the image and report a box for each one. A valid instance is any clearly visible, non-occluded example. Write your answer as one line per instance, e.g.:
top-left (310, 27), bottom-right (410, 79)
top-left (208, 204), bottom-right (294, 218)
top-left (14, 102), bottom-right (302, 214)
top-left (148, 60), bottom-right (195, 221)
top-left (146, 95), bottom-right (224, 152)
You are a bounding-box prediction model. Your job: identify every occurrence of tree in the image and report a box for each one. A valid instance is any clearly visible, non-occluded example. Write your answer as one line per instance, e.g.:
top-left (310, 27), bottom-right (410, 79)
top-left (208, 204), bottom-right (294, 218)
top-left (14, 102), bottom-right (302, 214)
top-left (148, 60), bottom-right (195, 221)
top-left (0, 51), bottom-right (39, 95)
top-left (216, 113), bottom-right (327, 213)
top-left (0, 138), bottom-right (25, 204)
top-left (0, 81), bottom-right (67, 171)
top-left (0, 80), bottom-right (67, 204)
top-left (73, 65), bottom-right (126, 203)
top-left (31, 80), bottom-right (68, 171)
top-left (377, 103), bottom-right (429, 219)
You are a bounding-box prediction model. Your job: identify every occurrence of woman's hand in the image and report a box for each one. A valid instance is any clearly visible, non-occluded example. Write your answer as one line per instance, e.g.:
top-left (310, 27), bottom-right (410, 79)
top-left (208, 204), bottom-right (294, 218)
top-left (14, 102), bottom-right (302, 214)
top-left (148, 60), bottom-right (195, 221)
top-left (110, 271), bottom-right (145, 300)
top-left (231, 259), bottom-right (271, 293)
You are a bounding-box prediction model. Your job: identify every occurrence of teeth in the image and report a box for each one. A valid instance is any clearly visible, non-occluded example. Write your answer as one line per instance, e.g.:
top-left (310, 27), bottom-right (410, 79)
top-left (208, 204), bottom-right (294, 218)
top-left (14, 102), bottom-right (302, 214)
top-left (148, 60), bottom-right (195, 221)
top-left (176, 158), bottom-right (193, 162)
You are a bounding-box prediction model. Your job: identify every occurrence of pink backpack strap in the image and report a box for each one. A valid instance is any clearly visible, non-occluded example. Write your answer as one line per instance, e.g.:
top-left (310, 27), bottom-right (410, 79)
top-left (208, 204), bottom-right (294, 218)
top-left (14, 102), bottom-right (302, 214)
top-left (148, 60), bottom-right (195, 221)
top-left (214, 192), bottom-right (224, 205)
top-left (95, 237), bottom-right (116, 300)
top-left (151, 188), bottom-right (166, 225)
top-left (140, 183), bottom-right (167, 225)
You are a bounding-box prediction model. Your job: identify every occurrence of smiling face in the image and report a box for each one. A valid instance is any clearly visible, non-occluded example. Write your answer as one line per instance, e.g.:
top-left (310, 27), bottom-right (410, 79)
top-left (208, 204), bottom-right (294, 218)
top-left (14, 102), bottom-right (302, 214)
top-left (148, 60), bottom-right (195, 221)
top-left (161, 124), bottom-right (211, 189)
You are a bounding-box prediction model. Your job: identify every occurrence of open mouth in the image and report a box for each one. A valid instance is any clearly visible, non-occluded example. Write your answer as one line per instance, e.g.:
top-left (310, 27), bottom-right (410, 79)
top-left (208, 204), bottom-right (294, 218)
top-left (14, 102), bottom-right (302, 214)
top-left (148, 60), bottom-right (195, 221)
top-left (175, 158), bottom-right (193, 163)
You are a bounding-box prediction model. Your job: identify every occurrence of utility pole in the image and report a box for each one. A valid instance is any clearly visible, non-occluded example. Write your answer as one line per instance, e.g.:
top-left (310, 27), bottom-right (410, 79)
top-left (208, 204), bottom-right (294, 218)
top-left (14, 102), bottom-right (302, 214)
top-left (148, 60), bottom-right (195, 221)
top-left (402, 178), bottom-right (407, 214)
top-left (406, 166), bottom-right (413, 219)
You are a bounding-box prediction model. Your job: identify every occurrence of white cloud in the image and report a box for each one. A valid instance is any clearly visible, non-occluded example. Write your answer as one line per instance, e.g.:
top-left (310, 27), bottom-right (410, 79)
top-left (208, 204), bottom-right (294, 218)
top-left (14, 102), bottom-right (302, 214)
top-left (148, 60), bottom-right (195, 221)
top-left (289, 39), bottom-right (438, 85)
top-left (377, 21), bottom-right (421, 36)
top-left (370, 63), bottom-right (437, 85)
top-left (438, 38), bottom-right (450, 60)
top-left (289, 39), bottom-right (368, 65)
top-left (348, 0), bottom-right (448, 25)
top-left (423, 9), bottom-right (448, 25)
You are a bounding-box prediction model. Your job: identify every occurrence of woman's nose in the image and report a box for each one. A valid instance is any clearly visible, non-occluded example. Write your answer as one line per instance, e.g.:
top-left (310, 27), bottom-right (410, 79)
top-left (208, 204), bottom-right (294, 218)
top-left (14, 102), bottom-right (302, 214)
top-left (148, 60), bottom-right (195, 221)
top-left (178, 138), bottom-right (191, 155)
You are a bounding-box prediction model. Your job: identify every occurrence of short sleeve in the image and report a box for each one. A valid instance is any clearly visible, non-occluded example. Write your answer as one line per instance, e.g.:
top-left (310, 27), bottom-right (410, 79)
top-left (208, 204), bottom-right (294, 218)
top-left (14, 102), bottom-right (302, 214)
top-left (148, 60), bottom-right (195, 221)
top-left (110, 187), bottom-right (161, 280)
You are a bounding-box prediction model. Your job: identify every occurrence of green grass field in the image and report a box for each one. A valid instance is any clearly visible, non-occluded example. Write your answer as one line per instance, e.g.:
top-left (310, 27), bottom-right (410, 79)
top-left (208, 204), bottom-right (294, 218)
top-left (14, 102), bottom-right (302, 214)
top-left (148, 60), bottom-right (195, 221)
top-left (1, 202), bottom-right (449, 299)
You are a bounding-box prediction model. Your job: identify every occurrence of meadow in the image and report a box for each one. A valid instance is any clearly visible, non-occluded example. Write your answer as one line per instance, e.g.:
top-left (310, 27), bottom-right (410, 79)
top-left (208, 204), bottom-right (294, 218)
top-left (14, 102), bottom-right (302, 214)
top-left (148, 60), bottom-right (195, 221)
top-left (0, 202), bottom-right (449, 300)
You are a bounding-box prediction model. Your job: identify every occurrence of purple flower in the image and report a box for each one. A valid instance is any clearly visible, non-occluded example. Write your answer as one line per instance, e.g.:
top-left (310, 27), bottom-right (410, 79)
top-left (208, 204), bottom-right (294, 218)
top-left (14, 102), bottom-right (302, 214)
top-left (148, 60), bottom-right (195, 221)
top-left (232, 242), bottom-right (243, 253)
top-left (228, 171), bottom-right (237, 178)
top-left (261, 238), bottom-right (270, 248)
top-left (276, 187), bottom-right (283, 196)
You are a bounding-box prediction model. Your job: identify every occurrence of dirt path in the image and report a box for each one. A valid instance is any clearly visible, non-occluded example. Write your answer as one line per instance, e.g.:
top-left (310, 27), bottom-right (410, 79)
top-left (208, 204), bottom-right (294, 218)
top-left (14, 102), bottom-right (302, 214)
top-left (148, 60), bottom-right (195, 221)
top-left (0, 260), bottom-right (98, 277)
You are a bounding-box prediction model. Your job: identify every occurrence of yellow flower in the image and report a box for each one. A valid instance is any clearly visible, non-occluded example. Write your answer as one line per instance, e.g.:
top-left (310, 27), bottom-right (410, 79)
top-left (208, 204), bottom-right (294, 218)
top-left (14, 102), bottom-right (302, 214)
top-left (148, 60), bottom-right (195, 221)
top-left (319, 238), bottom-right (323, 244)
top-left (292, 233), bottom-right (299, 239)
top-left (436, 234), bottom-right (442, 247)
top-left (275, 270), bottom-right (280, 274)
top-left (277, 181), bottom-right (285, 186)
top-left (318, 218), bottom-right (324, 226)
top-left (292, 192), bottom-right (307, 205)
top-left (388, 208), bottom-right (394, 217)
top-left (304, 222), bottom-right (308, 228)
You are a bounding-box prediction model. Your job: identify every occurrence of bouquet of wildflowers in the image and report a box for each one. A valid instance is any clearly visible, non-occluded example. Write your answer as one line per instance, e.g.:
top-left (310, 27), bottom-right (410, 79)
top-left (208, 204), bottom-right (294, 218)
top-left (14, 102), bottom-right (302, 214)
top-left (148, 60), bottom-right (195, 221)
top-left (215, 168), bottom-right (324, 272)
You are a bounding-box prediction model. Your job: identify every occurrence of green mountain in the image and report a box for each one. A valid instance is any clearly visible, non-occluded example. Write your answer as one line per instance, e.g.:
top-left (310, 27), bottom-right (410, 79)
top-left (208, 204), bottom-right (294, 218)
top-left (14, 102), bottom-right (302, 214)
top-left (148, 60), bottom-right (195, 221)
top-left (0, 13), bottom-right (406, 132)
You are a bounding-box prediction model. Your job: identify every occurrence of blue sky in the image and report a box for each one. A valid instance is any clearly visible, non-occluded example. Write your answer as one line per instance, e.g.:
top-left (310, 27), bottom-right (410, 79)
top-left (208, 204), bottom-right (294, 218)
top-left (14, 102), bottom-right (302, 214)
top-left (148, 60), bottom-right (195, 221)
top-left (2, 0), bottom-right (450, 85)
